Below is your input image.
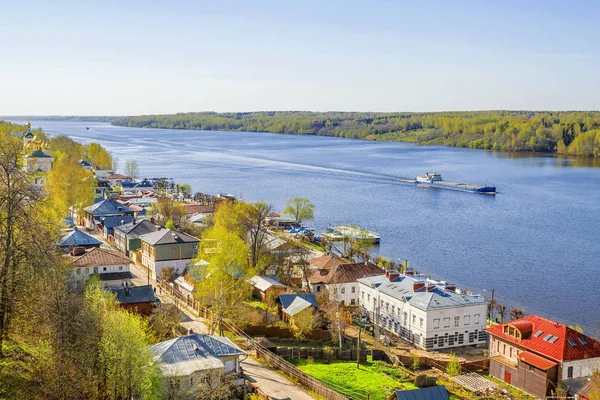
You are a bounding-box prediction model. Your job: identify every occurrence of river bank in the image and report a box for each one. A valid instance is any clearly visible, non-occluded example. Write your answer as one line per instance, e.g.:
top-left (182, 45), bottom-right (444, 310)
top-left (10, 119), bottom-right (600, 337)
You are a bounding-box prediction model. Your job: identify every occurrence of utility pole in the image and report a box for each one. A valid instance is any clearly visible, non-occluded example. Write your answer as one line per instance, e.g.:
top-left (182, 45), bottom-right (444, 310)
top-left (489, 288), bottom-right (495, 324)
top-left (357, 313), bottom-right (366, 369)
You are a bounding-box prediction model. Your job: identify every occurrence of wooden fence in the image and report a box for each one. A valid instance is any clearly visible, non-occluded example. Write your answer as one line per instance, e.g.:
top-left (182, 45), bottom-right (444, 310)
top-left (276, 347), bottom-right (367, 362)
top-left (372, 349), bottom-right (489, 373)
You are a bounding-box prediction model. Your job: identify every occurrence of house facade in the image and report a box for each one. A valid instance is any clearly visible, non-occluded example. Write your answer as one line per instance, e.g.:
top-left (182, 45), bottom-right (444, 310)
top-left (113, 220), bottom-right (160, 255)
top-left (67, 247), bottom-right (134, 288)
top-left (358, 270), bottom-right (488, 350)
top-left (139, 228), bottom-right (199, 280)
top-left (249, 275), bottom-right (286, 301)
top-left (487, 315), bottom-right (600, 397)
top-left (83, 198), bottom-right (135, 232)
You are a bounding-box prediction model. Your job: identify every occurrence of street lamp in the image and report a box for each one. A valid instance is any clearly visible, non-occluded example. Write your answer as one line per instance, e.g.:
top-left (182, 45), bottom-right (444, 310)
top-left (357, 312), bottom-right (367, 369)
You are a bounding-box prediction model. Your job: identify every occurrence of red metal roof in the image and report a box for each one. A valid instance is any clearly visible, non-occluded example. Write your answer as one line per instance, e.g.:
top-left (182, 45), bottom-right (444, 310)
top-left (518, 351), bottom-right (557, 370)
top-left (486, 315), bottom-right (600, 362)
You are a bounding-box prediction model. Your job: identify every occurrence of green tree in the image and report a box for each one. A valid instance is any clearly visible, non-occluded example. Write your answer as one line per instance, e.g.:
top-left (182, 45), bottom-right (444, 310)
top-left (46, 156), bottom-right (96, 217)
top-left (291, 308), bottom-right (316, 341)
top-left (282, 197), bottom-right (315, 225)
top-left (165, 219), bottom-right (175, 230)
top-left (446, 353), bottom-right (462, 378)
top-left (148, 304), bottom-right (181, 341)
top-left (98, 311), bottom-right (158, 400)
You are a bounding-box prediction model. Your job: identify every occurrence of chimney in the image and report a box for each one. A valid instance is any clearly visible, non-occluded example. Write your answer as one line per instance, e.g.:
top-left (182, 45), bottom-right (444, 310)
top-left (124, 286), bottom-right (130, 296)
top-left (426, 285), bottom-right (436, 292)
top-left (386, 270), bottom-right (400, 281)
top-left (120, 220), bottom-right (124, 225)
top-left (413, 282), bottom-right (425, 291)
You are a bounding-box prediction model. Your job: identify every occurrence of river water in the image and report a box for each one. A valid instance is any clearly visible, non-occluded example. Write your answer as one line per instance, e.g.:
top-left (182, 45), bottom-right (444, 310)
top-left (16, 120), bottom-right (600, 336)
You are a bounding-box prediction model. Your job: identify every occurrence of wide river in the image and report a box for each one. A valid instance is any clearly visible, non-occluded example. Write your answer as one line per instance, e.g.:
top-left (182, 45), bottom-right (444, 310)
top-left (16, 120), bottom-right (600, 336)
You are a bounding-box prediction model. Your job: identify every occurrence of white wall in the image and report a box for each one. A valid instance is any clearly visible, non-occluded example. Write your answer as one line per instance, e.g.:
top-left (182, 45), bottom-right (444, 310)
top-left (562, 357), bottom-right (600, 380)
top-left (327, 282), bottom-right (360, 306)
top-left (141, 254), bottom-right (190, 280)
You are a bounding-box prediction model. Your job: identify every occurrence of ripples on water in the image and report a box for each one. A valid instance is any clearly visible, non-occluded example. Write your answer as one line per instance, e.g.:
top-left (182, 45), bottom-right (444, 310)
top-left (17, 120), bottom-right (600, 337)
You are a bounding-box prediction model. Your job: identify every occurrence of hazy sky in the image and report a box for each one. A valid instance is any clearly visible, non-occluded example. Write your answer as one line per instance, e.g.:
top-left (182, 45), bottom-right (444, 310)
top-left (1, 0), bottom-right (599, 115)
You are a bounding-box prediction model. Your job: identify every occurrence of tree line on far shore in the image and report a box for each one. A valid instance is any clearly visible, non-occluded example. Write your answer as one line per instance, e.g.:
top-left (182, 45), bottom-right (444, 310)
top-left (112, 110), bottom-right (600, 157)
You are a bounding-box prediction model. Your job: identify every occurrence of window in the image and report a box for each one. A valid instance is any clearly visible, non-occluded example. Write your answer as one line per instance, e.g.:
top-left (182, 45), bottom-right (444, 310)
top-left (119, 266), bottom-right (123, 271)
top-left (341, 287), bottom-right (345, 294)
top-left (454, 316), bottom-right (460, 327)
top-left (412, 315), bottom-right (416, 325)
top-left (350, 299), bottom-right (356, 305)
top-left (419, 318), bottom-right (423, 328)
top-left (362, 293), bottom-right (365, 300)
top-left (474, 314), bottom-right (480, 324)
top-left (76, 268), bottom-right (81, 274)
top-left (464, 315), bottom-right (471, 325)
top-left (333, 288), bottom-right (338, 295)
top-left (93, 267), bottom-right (98, 274)
top-left (509, 327), bottom-right (515, 336)
top-left (381, 300), bottom-right (384, 307)
top-left (443, 317), bottom-right (450, 328)
top-left (503, 344), bottom-right (506, 354)
top-left (403, 312), bottom-right (408, 325)
top-left (103, 267), bottom-right (107, 271)
top-left (567, 366), bottom-right (573, 378)
top-left (579, 337), bottom-right (588, 345)
top-left (567, 339), bottom-right (578, 347)
top-left (316, 286), bottom-right (321, 292)
top-left (386, 302), bottom-right (389, 311)
top-left (534, 330), bottom-right (543, 337)
top-left (397, 308), bottom-right (401, 318)
top-left (391, 305), bottom-right (395, 314)
top-left (367, 294), bottom-right (370, 301)
top-left (509, 347), bottom-right (513, 358)
top-left (351, 286), bottom-right (356, 293)
top-left (433, 318), bottom-right (440, 329)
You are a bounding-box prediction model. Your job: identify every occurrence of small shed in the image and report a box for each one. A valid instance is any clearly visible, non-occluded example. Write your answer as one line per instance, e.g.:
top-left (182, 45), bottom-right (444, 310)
top-left (111, 285), bottom-right (156, 316)
top-left (248, 275), bottom-right (286, 300)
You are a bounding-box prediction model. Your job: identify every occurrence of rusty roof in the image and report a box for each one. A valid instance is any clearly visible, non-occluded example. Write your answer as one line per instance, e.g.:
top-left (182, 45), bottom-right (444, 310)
top-left (307, 254), bottom-right (350, 270)
top-left (182, 204), bottom-right (215, 215)
top-left (487, 315), bottom-right (600, 362)
top-left (309, 262), bottom-right (383, 284)
top-left (68, 248), bottom-right (132, 268)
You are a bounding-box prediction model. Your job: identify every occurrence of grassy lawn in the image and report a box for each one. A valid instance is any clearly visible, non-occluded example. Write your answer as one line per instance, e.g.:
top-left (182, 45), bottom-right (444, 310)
top-left (291, 358), bottom-right (417, 400)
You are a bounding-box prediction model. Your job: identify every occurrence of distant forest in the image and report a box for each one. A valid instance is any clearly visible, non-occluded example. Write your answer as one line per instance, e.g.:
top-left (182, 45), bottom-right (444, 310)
top-left (112, 111), bottom-right (600, 157)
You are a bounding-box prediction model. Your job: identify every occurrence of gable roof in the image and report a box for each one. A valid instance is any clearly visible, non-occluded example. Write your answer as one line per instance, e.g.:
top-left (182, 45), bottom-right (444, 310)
top-left (68, 248), bottom-right (132, 268)
top-left (486, 315), bottom-right (600, 362)
top-left (26, 149), bottom-right (52, 158)
top-left (249, 275), bottom-right (286, 292)
top-left (308, 262), bottom-right (383, 285)
top-left (111, 285), bottom-right (156, 304)
top-left (102, 215), bottom-right (135, 229)
top-left (278, 293), bottom-right (318, 309)
top-left (183, 203), bottom-right (215, 215)
top-left (104, 173), bottom-right (131, 180)
top-left (578, 377), bottom-right (600, 399)
top-left (84, 198), bottom-right (134, 216)
top-left (139, 228), bottom-right (198, 246)
top-left (307, 254), bottom-right (350, 270)
top-left (392, 386), bottom-right (449, 400)
top-left (59, 229), bottom-right (102, 248)
top-left (114, 220), bottom-right (160, 239)
top-left (149, 334), bottom-right (245, 376)
top-left (284, 297), bottom-right (315, 317)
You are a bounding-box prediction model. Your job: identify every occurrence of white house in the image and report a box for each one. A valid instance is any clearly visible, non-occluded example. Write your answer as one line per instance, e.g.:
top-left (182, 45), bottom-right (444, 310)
top-left (149, 334), bottom-right (246, 392)
top-left (66, 247), bottom-right (133, 288)
top-left (358, 270), bottom-right (488, 350)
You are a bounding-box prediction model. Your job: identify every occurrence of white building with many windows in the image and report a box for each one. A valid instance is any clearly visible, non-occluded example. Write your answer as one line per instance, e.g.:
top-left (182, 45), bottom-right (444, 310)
top-left (358, 270), bottom-right (488, 350)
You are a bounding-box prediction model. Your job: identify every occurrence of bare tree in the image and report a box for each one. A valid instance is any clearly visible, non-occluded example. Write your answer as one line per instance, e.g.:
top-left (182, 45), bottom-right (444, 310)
top-left (509, 307), bottom-right (525, 321)
top-left (125, 159), bottom-right (139, 179)
top-left (242, 201), bottom-right (272, 271)
top-left (495, 303), bottom-right (508, 323)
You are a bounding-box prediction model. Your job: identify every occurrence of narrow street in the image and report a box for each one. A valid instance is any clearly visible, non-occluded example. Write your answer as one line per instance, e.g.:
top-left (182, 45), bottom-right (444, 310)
top-left (128, 261), bottom-right (316, 400)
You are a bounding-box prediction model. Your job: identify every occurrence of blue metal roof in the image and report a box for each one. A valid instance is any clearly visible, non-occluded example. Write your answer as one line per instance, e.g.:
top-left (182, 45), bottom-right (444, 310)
top-left (278, 293), bottom-right (318, 309)
top-left (85, 198), bottom-right (134, 217)
top-left (102, 216), bottom-right (135, 229)
top-left (59, 229), bottom-right (102, 248)
top-left (393, 386), bottom-right (450, 400)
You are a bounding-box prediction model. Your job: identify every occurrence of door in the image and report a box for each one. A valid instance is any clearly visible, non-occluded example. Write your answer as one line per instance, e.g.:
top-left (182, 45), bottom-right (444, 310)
top-left (504, 371), bottom-right (511, 384)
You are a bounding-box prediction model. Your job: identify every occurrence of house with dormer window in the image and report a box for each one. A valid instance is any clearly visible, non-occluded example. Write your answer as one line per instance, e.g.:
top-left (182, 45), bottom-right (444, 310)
top-left (487, 315), bottom-right (600, 397)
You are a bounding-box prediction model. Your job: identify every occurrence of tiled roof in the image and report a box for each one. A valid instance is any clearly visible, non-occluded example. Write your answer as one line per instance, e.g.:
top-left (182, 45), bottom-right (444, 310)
top-left (518, 351), bottom-right (557, 370)
top-left (111, 285), bottom-right (156, 304)
top-left (59, 229), bottom-right (102, 248)
top-left (307, 254), bottom-right (350, 270)
top-left (393, 386), bottom-right (450, 400)
top-left (183, 204), bottom-right (215, 215)
top-left (114, 220), bottom-right (160, 239)
top-left (84, 198), bottom-right (134, 216)
top-left (308, 262), bottom-right (383, 284)
top-left (578, 377), bottom-right (600, 399)
top-left (139, 228), bottom-right (199, 246)
top-left (486, 315), bottom-right (600, 362)
top-left (68, 248), bottom-right (132, 268)
top-left (249, 275), bottom-right (286, 292)
top-left (104, 173), bottom-right (131, 180)
top-left (149, 334), bottom-right (245, 376)
top-left (278, 293), bottom-right (318, 309)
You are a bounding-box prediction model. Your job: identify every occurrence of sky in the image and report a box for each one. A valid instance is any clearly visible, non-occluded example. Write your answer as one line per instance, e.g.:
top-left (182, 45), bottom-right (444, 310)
top-left (1, 0), bottom-right (599, 115)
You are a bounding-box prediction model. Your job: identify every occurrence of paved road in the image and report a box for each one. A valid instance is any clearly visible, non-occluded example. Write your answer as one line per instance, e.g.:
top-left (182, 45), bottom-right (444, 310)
top-left (242, 355), bottom-right (315, 400)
